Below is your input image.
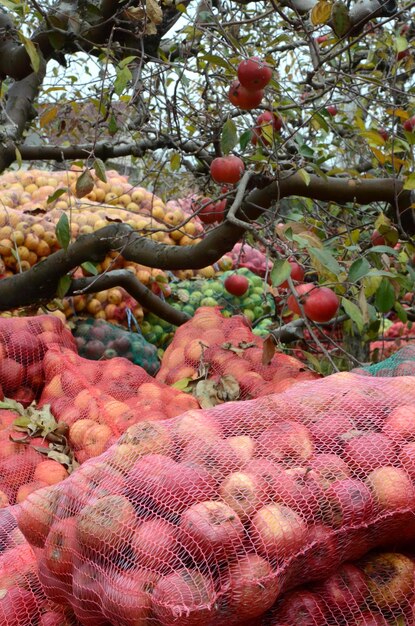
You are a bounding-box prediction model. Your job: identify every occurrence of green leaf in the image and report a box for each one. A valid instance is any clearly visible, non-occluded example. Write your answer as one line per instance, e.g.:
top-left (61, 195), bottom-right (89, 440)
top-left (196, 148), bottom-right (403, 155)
top-left (394, 301), bottom-right (408, 323)
top-left (108, 115), bottom-right (118, 136)
top-left (298, 169), bottom-right (311, 186)
top-left (17, 33), bottom-right (40, 73)
top-left (114, 65), bottom-right (132, 96)
top-left (15, 147), bottom-right (22, 169)
top-left (395, 36), bottom-right (408, 53)
top-left (221, 119), bottom-right (238, 155)
top-left (56, 213), bottom-right (70, 249)
top-left (239, 130), bottom-right (252, 151)
top-left (299, 144), bottom-right (314, 158)
top-left (270, 259), bottom-right (291, 287)
top-left (367, 245), bottom-right (399, 256)
top-left (341, 297), bottom-right (364, 332)
top-left (201, 54), bottom-right (233, 70)
top-left (47, 188), bottom-right (67, 204)
top-left (348, 257), bottom-right (371, 283)
top-left (81, 262), bottom-right (98, 276)
top-left (331, 1), bottom-right (351, 37)
top-left (170, 152), bottom-right (181, 171)
top-left (171, 377), bottom-right (192, 391)
top-left (374, 278), bottom-right (395, 313)
top-left (57, 275), bottom-right (71, 298)
top-left (93, 159), bottom-right (107, 183)
top-left (309, 246), bottom-right (343, 275)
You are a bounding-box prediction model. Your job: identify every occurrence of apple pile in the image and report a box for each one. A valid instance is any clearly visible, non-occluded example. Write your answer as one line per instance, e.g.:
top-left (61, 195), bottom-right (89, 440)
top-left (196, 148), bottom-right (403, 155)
top-left (228, 242), bottom-right (272, 278)
top-left (370, 320), bottom-right (415, 361)
top-left (72, 318), bottom-right (160, 374)
top-left (269, 551), bottom-right (415, 625)
top-left (12, 370), bottom-right (415, 626)
top-left (39, 344), bottom-right (199, 463)
top-left (166, 268), bottom-right (274, 325)
top-left (156, 306), bottom-right (318, 396)
top-left (0, 315), bottom-right (76, 405)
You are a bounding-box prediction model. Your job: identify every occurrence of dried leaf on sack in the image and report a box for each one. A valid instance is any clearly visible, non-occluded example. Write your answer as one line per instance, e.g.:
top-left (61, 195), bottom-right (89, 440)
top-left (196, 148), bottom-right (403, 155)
top-left (194, 375), bottom-right (240, 408)
top-left (221, 341), bottom-right (257, 356)
top-left (262, 335), bottom-right (276, 365)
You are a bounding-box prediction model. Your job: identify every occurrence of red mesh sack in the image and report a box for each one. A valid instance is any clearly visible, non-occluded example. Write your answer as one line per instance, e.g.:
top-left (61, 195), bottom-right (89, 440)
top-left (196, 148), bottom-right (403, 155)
top-left (0, 315), bottom-right (76, 404)
top-left (39, 345), bottom-right (200, 463)
top-left (11, 371), bottom-right (415, 625)
top-left (0, 507), bottom-right (76, 625)
top-left (156, 307), bottom-right (318, 399)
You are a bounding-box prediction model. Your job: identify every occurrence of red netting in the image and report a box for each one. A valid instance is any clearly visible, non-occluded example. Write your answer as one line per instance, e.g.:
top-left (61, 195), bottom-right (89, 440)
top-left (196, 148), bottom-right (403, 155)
top-left (39, 345), bottom-right (200, 463)
top-left (6, 371), bottom-right (415, 625)
top-left (0, 315), bottom-right (76, 404)
top-left (156, 307), bottom-right (318, 398)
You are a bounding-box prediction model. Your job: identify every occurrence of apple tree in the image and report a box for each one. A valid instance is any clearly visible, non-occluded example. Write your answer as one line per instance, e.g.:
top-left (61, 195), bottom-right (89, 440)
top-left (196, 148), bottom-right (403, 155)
top-left (0, 0), bottom-right (414, 370)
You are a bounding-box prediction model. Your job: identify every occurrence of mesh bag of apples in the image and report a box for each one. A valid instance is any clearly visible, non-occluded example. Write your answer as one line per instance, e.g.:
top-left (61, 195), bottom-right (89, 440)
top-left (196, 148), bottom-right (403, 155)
top-left (354, 345), bottom-right (415, 378)
top-left (156, 307), bottom-right (318, 397)
top-left (5, 370), bottom-right (415, 625)
top-left (72, 318), bottom-right (160, 375)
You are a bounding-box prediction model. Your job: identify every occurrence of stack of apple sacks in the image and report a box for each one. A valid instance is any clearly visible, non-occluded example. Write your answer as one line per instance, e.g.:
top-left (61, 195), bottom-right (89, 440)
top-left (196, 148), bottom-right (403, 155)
top-left (156, 306), bottom-right (318, 395)
top-left (10, 370), bottom-right (415, 626)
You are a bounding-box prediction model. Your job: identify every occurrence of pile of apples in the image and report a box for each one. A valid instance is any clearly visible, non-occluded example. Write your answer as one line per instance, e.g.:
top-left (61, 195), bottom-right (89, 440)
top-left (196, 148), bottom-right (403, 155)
top-left (156, 306), bottom-right (318, 395)
top-left (39, 345), bottom-right (199, 463)
top-left (228, 242), bottom-right (272, 277)
top-left (13, 370), bottom-right (415, 626)
top-left (0, 315), bottom-right (76, 405)
top-left (371, 320), bottom-right (415, 361)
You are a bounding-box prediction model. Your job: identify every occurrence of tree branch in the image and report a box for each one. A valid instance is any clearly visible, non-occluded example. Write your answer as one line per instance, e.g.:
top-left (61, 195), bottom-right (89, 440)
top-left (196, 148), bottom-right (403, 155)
top-left (70, 269), bottom-right (190, 326)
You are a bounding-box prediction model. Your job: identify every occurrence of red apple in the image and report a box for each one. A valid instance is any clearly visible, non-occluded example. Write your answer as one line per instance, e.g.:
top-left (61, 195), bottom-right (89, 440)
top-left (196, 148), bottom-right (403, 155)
top-left (251, 503), bottom-right (308, 561)
top-left (257, 420), bottom-right (314, 466)
top-left (343, 432), bottom-right (395, 476)
top-left (152, 568), bottom-right (217, 626)
top-left (300, 523), bottom-right (340, 581)
top-left (44, 517), bottom-right (78, 579)
top-left (399, 442), bottom-right (415, 480)
top-left (102, 568), bottom-right (156, 626)
top-left (228, 80), bottom-right (264, 110)
top-left (210, 155), bottom-right (245, 184)
top-left (309, 414), bottom-right (356, 453)
top-left (270, 590), bottom-right (327, 626)
top-left (326, 105), bottom-right (338, 116)
top-left (15, 485), bottom-right (58, 547)
top-left (314, 563), bottom-right (367, 615)
top-left (303, 286), bottom-right (340, 323)
top-left (72, 562), bottom-right (107, 626)
top-left (0, 587), bottom-right (40, 626)
top-left (403, 116), bottom-right (415, 132)
top-left (131, 517), bottom-right (180, 571)
top-left (308, 453), bottom-right (351, 487)
top-left (237, 57), bottom-right (273, 90)
top-left (365, 466), bottom-right (415, 511)
top-left (219, 471), bottom-right (265, 521)
top-left (382, 405), bottom-right (415, 444)
top-left (217, 554), bottom-right (279, 621)
top-left (181, 438), bottom-right (245, 482)
top-left (39, 610), bottom-right (72, 626)
top-left (224, 274), bottom-right (249, 296)
top-left (377, 128), bottom-right (389, 141)
top-left (353, 612), bottom-right (389, 626)
top-left (371, 229), bottom-right (386, 246)
top-left (280, 262), bottom-right (305, 288)
top-left (321, 478), bottom-right (374, 528)
top-left (0, 358), bottom-right (25, 393)
top-left (180, 500), bottom-right (244, 562)
top-left (127, 454), bottom-right (217, 516)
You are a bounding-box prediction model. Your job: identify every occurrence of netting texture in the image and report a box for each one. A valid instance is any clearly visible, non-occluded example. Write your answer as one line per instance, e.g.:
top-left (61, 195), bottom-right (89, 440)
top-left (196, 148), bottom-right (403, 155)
top-left (6, 371), bottom-right (415, 626)
top-left (353, 345), bottom-right (415, 378)
top-left (72, 318), bottom-right (160, 375)
top-left (155, 307), bottom-right (318, 397)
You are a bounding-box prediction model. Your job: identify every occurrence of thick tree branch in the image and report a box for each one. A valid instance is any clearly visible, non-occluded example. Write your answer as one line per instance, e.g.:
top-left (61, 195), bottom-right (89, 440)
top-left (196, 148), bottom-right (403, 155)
top-left (0, 172), bottom-right (412, 323)
top-left (70, 269), bottom-right (190, 326)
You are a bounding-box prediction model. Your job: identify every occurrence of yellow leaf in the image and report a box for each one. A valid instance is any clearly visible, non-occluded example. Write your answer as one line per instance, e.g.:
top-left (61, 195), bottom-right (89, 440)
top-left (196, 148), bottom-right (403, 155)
top-left (17, 33), bottom-right (40, 73)
top-left (40, 107), bottom-right (58, 128)
top-left (360, 130), bottom-right (386, 147)
top-left (370, 147), bottom-right (385, 165)
top-left (403, 173), bottom-right (415, 190)
top-left (298, 168), bottom-right (311, 186)
top-left (146, 0), bottom-right (162, 23)
top-left (310, 0), bottom-right (332, 25)
top-left (385, 108), bottom-right (409, 120)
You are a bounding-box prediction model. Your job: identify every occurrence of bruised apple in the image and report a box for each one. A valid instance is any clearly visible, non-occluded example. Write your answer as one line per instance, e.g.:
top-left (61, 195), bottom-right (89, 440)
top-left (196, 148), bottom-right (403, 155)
top-left (361, 552), bottom-right (415, 609)
top-left (321, 478), bottom-right (374, 528)
top-left (257, 421), bottom-right (314, 466)
top-left (342, 432), bottom-right (395, 476)
top-left (102, 568), bottom-right (157, 626)
top-left (270, 590), bottom-right (327, 626)
top-left (179, 500), bottom-right (244, 562)
top-left (314, 563), bottom-right (367, 615)
top-left (111, 420), bottom-right (172, 470)
top-left (77, 494), bottom-right (137, 555)
top-left (365, 466), bottom-right (415, 511)
top-left (131, 517), bottom-right (180, 571)
top-left (152, 568), bottom-right (217, 626)
top-left (44, 517), bottom-right (78, 579)
top-left (219, 471), bottom-right (265, 521)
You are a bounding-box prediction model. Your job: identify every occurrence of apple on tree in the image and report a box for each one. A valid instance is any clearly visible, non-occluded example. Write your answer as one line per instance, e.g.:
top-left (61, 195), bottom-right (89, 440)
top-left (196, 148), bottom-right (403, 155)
top-left (287, 284), bottom-right (340, 323)
top-left (237, 57), bottom-right (273, 90)
top-left (224, 273), bottom-right (249, 296)
top-left (210, 156), bottom-right (245, 185)
top-left (228, 80), bottom-right (264, 110)
top-left (403, 116), bottom-right (415, 132)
